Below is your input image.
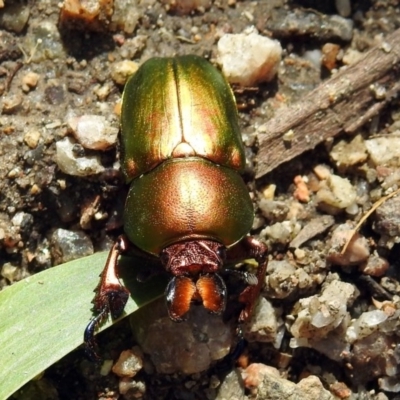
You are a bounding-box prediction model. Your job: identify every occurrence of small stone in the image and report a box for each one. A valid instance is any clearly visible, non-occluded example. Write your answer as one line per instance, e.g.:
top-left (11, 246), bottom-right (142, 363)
top-left (258, 199), bottom-right (289, 222)
top-left (242, 364), bottom-right (336, 400)
top-left (290, 280), bottom-right (357, 340)
top-left (56, 137), bottom-right (105, 176)
top-left (316, 174), bottom-right (357, 210)
top-left (99, 359), bottom-right (113, 376)
top-left (50, 228), bottom-right (94, 264)
top-left (119, 36), bottom-right (147, 60)
top-left (110, 0), bottom-right (140, 34)
top-left (59, 0), bottom-right (114, 32)
top-left (266, 9), bottom-right (353, 42)
top-left (261, 220), bottom-right (301, 245)
top-left (22, 71), bottom-right (40, 92)
top-left (112, 348), bottom-right (144, 378)
top-left (293, 175), bottom-right (310, 203)
top-left (2, 93), bottom-right (23, 114)
top-left (110, 60), bottom-right (139, 85)
top-left (379, 377), bottom-right (400, 393)
top-left (94, 83), bottom-right (112, 101)
top-left (330, 135), bottom-right (368, 172)
top-left (217, 27), bottom-right (282, 86)
top-left (244, 298), bottom-right (282, 344)
top-left (119, 378), bottom-right (146, 397)
top-left (131, 297), bottom-right (233, 374)
top-left (24, 130), bottom-right (41, 149)
top-left (161, 0), bottom-right (212, 14)
top-left (68, 114), bottom-right (119, 150)
top-left (242, 363), bottom-right (279, 389)
top-left (327, 224), bottom-right (370, 266)
top-left (322, 43), bottom-right (340, 70)
top-left (289, 215), bottom-right (335, 249)
top-left (346, 310), bottom-right (388, 344)
top-left (262, 184), bottom-right (276, 200)
top-left (359, 254), bottom-right (389, 277)
top-left (313, 164), bottom-right (331, 180)
top-left (1, 263), bottom-right (19, 283)
top-left (373, 193), bottom-right (400, 237)
top-left (350, 331), bottom-right (397, 384)
top-left (365, 135), bottom-right (400, 167)
top-left (342, 48), bottom-right (364, 65)
top-left (335, 0), bottom-right (351, 17)
top-left (265, 260), bottom-right (297, 299)
top-left (0, 2), bottom-right (30, 33)
top-left (216, 370), bottom-right (246, 400)
top-left (23, 21), bottom-right (66, 62)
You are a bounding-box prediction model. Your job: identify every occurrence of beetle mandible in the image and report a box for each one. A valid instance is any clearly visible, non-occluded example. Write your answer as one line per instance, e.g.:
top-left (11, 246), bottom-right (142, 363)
top-left (84, 55), bottom-right (268, 359)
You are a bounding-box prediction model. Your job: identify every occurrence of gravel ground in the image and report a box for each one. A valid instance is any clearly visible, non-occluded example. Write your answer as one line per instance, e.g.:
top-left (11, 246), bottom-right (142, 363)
top-left (1, 0), bottom-right (400, 399)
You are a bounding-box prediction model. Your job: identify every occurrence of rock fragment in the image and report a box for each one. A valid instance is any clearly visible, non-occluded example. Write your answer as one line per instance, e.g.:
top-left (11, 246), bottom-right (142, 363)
top-left (50, 228), bottom-right (94, 264)
top-left (365, 135), bottom-right (400, 167)
top-left (289, 215), bottom-right (335, 249)
top-left (130, 298), bottom-right (233, 374)
top-left (59, 0), bottom-right (114, 31)
top-left (112, 347), bottom-right (143, 378)
top-left (68, 114), bottom-right (119, 150)
top-left (290, 279), bottom-right (357, 340)
top-left (217, 28), bottom-right (282, 86)
top-left (56, 137), bottom-right (105, 176)
top-left (242, 364), bottom-right (338, 400)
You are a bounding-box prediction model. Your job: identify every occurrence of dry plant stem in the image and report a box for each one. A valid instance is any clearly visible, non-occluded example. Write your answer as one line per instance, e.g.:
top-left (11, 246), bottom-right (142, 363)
top-left (256, 28), bottom-right (400, 179)
top-left (340, 188), bottom-right (400, 255)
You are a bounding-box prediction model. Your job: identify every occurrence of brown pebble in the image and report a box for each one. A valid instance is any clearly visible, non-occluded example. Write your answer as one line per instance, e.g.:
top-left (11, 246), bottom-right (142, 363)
top-left (359, 254), bottom-right (389, 277)
top-left (22, 71), bottom-right (40, 92)
top-left (322, 43), bottom-right (340, 70)
top-left (329, 381), bottom-right (352, 398)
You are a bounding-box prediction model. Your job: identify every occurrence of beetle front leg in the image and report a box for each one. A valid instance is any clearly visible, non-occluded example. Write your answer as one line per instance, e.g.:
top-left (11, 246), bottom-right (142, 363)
top-left (226, 236), bottom-right (268, 323)
top-left (84, 235), bottom-right (130, 360)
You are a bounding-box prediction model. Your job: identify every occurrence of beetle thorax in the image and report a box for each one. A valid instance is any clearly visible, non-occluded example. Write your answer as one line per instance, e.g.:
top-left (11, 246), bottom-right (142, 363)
top-left (160, 240), bottom-right (225, 276)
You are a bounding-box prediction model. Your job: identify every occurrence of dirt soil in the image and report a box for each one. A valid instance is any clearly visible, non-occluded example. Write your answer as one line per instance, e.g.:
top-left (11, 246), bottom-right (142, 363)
top-left (2, 0), bottom-right (400, 399)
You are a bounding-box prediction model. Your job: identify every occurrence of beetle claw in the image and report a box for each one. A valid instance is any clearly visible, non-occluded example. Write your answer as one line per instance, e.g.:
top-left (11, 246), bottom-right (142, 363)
top-left (84, 310), bottom-right (107, 362)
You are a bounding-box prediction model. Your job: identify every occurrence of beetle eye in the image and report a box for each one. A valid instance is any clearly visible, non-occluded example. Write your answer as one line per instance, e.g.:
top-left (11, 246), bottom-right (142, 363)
top-left (217, 247), bottom-right (226, 262)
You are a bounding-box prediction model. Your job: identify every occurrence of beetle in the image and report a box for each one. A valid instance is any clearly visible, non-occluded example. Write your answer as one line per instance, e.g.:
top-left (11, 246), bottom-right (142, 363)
top-left (84, 55), bottom-right (268, 359)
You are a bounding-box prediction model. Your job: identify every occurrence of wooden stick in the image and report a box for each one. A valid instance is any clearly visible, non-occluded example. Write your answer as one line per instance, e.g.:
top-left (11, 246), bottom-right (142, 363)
top-left (255, 28), bottom-right (400, 179)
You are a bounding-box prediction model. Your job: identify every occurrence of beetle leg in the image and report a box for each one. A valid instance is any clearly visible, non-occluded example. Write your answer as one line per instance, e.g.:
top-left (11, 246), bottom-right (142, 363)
top-left (226, 236), bottom-right (268, 323)
top-left (84, 235), bottom-right (130, 360)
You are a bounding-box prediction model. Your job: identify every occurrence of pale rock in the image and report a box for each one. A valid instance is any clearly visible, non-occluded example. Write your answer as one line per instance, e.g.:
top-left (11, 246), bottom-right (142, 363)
top-left (110, 60), bottom-right (139, 85)
top-left (265, 260), bottom-right (297, 299)
top-left (244, 297), bottom-right (283, 345)
top-left (330, 135), bottom-right (368, 171)
top-left (290, 280), bottom-right (357, 340)
top-left (365, 135), bottom-right (400, 167)
top-left (262, 220), bottom-right (301, 244)
top-left (68, 114), bottom-right (119, 150)
top-left (56, 137), bottom-right (105, 176)
top-left (161, 0), bottom-right (211, 14)
top-left (242, 364), bottom-right (337, 400)
top-left (217, 28), bottom-right (282, 86)
top-left (335, 0), bottom-right (351, 17)
top-left (328, 223), bottom-right (370, 266)
top-left (112, 347), bottom-right (143, 378)
top-left (316, 174), bottom-right (357, 209)
top-left (346, 310), bottom-right (388, 343)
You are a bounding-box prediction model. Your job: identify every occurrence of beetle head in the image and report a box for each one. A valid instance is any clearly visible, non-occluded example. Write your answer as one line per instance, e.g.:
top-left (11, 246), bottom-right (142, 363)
top-left (160, 240), bottom-right (227, 321)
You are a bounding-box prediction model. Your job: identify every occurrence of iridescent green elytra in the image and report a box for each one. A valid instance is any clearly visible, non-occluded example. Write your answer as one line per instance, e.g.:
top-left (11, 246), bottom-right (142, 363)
top-left (120, 55), bottom-right (246, 182)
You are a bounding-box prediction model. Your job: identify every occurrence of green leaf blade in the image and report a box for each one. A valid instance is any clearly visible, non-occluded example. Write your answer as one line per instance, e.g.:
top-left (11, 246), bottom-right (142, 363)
top-left (0, 252), bottom-right (165, 400)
